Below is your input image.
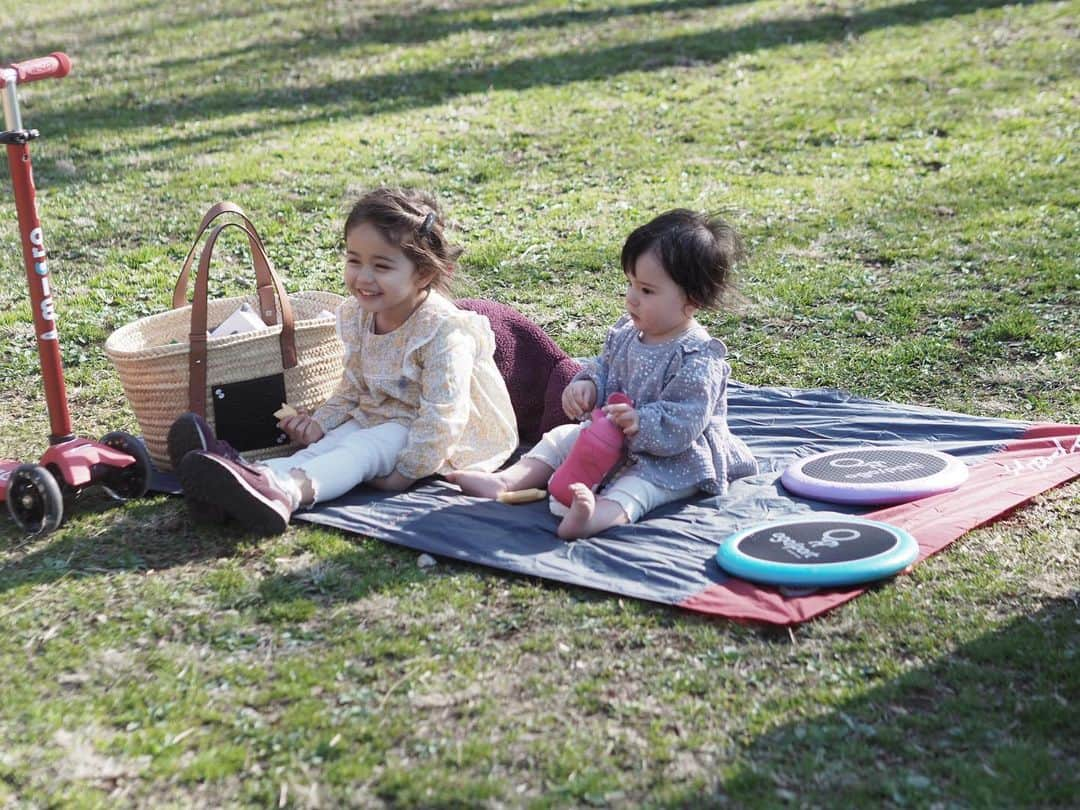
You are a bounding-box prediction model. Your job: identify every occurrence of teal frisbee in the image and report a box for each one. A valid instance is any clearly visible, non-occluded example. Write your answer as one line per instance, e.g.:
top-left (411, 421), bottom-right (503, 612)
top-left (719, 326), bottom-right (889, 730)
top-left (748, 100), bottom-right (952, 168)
top-left (716, 516), bottom-right (920, 588)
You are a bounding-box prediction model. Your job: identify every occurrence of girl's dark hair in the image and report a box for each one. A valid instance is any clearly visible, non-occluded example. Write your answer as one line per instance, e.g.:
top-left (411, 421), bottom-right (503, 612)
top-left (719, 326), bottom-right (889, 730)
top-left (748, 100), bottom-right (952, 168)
top-left (344, 187), bottom-right (462, 294)
top-left (620, 208), bottom-right (745, 309)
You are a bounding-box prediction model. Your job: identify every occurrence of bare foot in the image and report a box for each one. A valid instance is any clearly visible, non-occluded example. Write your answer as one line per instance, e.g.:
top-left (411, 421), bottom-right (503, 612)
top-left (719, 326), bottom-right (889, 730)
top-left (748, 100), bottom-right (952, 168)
top-left (445, 469), bottom-right (508, 500)
top-left (557, 483), bottom-right (596, 540)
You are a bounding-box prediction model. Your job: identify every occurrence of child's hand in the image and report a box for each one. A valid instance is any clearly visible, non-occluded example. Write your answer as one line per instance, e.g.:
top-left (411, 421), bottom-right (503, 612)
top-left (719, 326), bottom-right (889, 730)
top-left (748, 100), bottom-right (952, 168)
top-left (603, 401), bottom-right (639, 437)
top-left (562, 380), bottom-right (597, 420)
top-left (278, 411), bottom-right (324, 446)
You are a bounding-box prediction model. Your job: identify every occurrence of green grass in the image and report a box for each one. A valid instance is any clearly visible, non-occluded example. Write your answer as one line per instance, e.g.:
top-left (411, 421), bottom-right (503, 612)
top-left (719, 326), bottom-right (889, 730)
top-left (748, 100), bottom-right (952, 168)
top-left (1, 0), bottom-right (1078, 806)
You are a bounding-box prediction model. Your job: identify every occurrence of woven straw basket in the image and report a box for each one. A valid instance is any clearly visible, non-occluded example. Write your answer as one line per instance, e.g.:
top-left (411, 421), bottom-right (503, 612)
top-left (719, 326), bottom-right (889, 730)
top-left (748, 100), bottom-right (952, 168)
top-left (105, 292), bottom-right (344, 471)
top-left (104, 203), bottom-right (345, 471)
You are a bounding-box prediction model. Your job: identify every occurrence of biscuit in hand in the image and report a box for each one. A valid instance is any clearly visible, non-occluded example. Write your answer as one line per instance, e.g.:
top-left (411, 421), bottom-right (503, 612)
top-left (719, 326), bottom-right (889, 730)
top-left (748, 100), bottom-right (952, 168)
top-left (273, 403), bottom-right (298, 420)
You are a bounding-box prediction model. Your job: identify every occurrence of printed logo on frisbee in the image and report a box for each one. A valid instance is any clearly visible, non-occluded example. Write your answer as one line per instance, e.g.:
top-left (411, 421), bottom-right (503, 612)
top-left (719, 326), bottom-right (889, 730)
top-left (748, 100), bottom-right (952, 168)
top-left (737, 521), bottom-right (898, 565)
top-left (803, 449), bottom-right (947, 483)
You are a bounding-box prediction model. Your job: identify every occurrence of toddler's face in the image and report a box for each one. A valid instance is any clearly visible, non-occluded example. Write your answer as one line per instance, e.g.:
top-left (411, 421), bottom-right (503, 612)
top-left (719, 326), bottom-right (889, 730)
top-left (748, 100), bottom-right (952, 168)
top-left (624, 250), bottom-right (695, 343)
top-left (344, 221), bottom-right (429, 332)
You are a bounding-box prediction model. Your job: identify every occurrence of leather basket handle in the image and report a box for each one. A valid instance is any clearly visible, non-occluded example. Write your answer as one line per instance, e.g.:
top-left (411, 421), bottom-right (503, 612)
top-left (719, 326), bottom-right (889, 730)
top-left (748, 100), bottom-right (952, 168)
top-left (185, 221), bottom-right (299, 415)
top-left (172, 201), bottom-right (279, 327)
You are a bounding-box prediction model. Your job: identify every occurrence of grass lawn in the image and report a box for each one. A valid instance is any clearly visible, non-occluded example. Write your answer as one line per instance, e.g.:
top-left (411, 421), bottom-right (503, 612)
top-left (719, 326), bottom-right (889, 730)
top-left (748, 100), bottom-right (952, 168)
top-left (1, 0), bottom-right (1077, 806)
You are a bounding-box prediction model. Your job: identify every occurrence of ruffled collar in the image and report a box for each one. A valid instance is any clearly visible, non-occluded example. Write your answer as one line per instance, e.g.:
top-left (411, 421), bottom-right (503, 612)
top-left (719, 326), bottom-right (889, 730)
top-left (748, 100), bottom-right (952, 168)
top-left (613, 313), bottom-right (723, 357)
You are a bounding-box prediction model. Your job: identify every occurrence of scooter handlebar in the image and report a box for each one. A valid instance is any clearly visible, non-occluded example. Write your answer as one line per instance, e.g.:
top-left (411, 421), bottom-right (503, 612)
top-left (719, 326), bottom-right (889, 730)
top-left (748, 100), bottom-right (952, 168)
top-left (1, 52), bottom-right (71, 86)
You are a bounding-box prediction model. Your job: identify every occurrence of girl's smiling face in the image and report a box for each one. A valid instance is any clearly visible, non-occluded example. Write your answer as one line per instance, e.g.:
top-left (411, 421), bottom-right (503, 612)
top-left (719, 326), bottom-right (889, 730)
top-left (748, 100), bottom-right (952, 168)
top-left (345, 221), bottom-right (431, 333)
top-left (624, 249), bottom-right (697, 343)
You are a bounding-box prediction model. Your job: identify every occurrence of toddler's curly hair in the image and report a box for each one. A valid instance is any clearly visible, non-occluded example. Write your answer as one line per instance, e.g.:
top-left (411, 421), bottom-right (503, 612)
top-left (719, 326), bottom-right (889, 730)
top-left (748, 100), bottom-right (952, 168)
top-left (621, 208), bottom-right (745, 309)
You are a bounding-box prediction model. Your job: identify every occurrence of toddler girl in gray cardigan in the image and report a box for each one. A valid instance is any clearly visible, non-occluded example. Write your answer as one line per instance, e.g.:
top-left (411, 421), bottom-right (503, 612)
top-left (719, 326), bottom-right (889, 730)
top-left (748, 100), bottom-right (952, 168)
top-left (448, 209), bottom-right (758, 539)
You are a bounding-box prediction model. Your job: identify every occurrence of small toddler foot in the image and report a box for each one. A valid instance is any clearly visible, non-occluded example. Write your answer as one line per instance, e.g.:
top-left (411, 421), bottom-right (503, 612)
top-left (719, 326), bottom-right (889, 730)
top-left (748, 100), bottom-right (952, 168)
top-left (444, 470), bottom-right (508, 500)
top-left (557, 483), bottom-right (596, 540)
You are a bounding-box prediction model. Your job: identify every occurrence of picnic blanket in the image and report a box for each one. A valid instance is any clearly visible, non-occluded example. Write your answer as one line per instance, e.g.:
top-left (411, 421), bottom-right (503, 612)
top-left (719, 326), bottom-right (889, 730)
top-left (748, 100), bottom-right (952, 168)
top-left (273, 382), bottom-right (1078, 625)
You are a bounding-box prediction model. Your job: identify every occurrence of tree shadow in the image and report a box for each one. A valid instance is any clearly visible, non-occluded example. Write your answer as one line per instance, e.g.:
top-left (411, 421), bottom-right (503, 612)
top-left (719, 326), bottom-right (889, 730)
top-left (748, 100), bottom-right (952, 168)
top-left (0, 0), bottom-right (313, 52)
top-left (7, 1), bottom-right (730, 57)
top-left (29, 0), bottom-right (1048, 185)
top-left (151, 0), bottom-right (751, 70)
top-left (659, 596), bottom-right (1080, 806)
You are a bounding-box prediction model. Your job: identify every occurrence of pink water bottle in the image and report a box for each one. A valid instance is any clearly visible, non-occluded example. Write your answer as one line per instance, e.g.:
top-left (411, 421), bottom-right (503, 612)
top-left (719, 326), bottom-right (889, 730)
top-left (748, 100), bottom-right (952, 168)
top-left (548, 392), bottom-right (632, 507)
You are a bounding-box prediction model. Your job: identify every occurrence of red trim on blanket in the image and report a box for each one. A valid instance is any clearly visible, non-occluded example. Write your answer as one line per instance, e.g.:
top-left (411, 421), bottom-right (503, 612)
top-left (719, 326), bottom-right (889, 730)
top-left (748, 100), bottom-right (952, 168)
top-left (679, 425), bottom-right (1080, 625)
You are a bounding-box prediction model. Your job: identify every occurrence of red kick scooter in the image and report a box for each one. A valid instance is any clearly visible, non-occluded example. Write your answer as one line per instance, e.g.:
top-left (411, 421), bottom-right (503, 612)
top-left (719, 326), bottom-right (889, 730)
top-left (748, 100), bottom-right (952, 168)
top-left (1, 52), bottom-right (150, 535)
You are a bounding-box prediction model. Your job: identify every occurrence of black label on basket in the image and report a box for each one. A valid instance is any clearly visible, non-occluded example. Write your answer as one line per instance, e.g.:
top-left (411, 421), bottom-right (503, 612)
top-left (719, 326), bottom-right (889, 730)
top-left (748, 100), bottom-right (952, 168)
top-left (802, 449), bottom-right (947, 484)
top-left (736, 521), bottom-right (898, 565)
top-left (211, 373), bottom-right (290, 452)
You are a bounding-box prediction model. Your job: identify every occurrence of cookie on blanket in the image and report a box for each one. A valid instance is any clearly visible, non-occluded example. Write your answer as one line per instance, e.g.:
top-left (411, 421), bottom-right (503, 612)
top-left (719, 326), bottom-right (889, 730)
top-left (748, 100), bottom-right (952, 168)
top-left (496, 488), bottom-right (548, 504)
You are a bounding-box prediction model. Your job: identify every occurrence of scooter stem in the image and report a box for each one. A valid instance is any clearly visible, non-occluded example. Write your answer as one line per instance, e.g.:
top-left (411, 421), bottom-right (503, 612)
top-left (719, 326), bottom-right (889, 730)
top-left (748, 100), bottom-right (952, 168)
top-left (1, 69), bottom-right (23, 130)
top-left (2, 58), bottom-right (74, 443)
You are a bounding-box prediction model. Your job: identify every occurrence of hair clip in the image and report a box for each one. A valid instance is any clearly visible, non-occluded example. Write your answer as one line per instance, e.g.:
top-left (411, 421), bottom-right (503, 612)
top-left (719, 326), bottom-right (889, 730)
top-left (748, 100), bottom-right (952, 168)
top-left (418, 211), bottom-right (437, 238)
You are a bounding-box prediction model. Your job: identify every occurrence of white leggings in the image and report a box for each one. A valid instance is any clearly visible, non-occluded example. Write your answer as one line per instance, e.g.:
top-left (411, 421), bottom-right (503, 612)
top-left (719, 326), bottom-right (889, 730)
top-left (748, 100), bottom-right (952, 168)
top-left (262, 420), bottom-right (409, 505)
top-left (525, 422), bottom-right (698, 523)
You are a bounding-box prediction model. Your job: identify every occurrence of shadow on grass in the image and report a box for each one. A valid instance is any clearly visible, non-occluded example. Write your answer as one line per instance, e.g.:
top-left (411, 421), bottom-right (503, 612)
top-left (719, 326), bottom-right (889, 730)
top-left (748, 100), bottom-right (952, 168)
top-left (0, 0), bottom-right (314, 50)
top-left (32, 0), bottom-right (1050, 173)
top-left (11, 0), bottom-right (740, 56)
top-left (658, 595), bottom-right (1080, 807)
top-left (153, 0), bottom-right (753, 64)
top-left (0, 493), bottom-right (248, 594)
top-left (0, 489), bottom-right (439, 622)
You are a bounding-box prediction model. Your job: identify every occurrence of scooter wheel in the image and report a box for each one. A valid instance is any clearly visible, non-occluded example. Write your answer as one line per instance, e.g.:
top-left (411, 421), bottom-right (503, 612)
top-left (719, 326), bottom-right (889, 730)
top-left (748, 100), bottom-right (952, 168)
top-left (7, 464), bottom-right (64, 535)
top-left (100, 431), bottom-right (152, 501)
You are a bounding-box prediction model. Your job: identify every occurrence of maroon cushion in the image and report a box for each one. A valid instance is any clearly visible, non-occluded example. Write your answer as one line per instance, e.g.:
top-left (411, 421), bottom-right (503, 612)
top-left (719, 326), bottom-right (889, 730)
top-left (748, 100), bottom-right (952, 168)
top-left (456, 299), bottom-right (582, 444)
